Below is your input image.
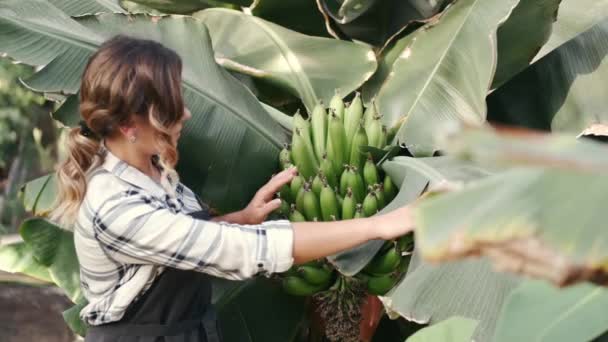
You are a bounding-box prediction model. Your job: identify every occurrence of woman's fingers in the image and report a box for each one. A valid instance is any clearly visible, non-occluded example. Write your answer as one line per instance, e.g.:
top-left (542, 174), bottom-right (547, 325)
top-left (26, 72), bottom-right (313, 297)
top-left (258, 166), bottom-right (297, 201)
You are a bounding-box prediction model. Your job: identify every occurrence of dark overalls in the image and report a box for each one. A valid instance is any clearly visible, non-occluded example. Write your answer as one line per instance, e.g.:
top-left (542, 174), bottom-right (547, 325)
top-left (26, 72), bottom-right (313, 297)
top-left (85, 210), bottom-right (222, 342)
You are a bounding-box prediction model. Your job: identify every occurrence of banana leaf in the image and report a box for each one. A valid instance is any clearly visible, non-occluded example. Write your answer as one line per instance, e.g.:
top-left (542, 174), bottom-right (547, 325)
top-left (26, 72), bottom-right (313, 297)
top-left (48, 0), bottom-right (126, 15)
top-left (405, 317), bottom-right (478, 342)
top-left (414, 127), bottom-right (608, 286)
top-left (194, 8), bottom-right (377, 113)
top-left (493, 280), bottom-right (608, 342)
top-left (488, 17), bottom-right (608, 135)
top-left (373, 0), bottom-right (519, 156)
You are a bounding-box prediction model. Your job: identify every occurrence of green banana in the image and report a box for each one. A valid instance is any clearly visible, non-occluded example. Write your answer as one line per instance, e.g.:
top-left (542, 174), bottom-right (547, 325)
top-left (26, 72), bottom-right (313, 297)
top-left (298, 264), bottom-right (334, 286)
top-left (383, 175), bottom-right (397, 202)
top-left (346, 166), bottom-right (365, 203)
top-left (279, 183), bottom-right (291, 203)
top-left (363, 99), bottom-right (378, 130)
top-left (293, 110), bottom-right (311, 141)
top-left (341, 188), bottom-right (357, 220)
top-left (362, 190), bottom-right (378, 217)
top-left (364, 244), bottom-right (401, 275)
top-left (344, 92), bottom-right (363, 150)
top-left (279, 144), bottom-right (292, 170)
top-left (373, 184), bottom-right (386, 209)
top-left (312, 173), bottom-right (324, 196)
top-left (278, 199), bottom-right (290, 217)
top-left (366, 273), bottom-right (400, 295)
top-left (290, 172), bottom-right (304, 200)
top-left (282, 276), bottom-right (328, 296)
top-left (363, 156), bottom-right (379, 188)
top-left (311, 102), bottom-right (327, 160)
top-left (320, 182), bottom-right (340, 221)
top-left (349, 123), bottom-right (368, 172)
top-left (328, 112), bottom-right (347, 176)
top-left (379, 125), bottom-right (388, 148)
top-left (354, 203), bottom-right (364, 218)
top-left (320, 153), bottom-right (338, 189)
top-left (367, 115), bottom-right (383, 148)
top-left (397, 234), bottom-right (414, 254)
top-left (295, 185), bottom-right (306, 213)
top-left (339, 165), bottom-right (350, 196)
top-left (302, 185), bottom-right (321, 221)
top-left (289, 204), bottom-right (306, 222)
top-left (329, 89), bottom-right (344, 120)
top-left (291, 128), bottom-right (319, 180)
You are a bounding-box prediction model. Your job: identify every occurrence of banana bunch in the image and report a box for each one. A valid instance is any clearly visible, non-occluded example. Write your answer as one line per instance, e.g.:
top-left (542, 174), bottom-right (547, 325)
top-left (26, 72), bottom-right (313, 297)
top-left (281, 260), bottom-right (336, 296)
top-left (355, 234), bottom-right (413, 295)
top-left (275, 91), bottom-right (409, 298)
top-left (277, 91), bottom-right (397, 223)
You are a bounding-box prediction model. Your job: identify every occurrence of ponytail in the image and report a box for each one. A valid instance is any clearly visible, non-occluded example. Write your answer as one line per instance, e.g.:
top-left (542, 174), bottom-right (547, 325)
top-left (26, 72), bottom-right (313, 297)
top-left (49, 125), bottom-right (104, 229)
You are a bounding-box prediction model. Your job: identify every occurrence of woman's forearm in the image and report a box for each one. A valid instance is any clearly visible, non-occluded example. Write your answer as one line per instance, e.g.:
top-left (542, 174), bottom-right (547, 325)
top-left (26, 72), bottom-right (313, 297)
top-left (290, 217), bottom-right (379, 264)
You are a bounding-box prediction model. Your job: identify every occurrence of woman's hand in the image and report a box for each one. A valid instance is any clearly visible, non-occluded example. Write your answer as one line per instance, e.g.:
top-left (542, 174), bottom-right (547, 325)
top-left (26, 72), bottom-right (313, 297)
top-left (373, 205), bottom-right (416, 240)
top-left (238, 166), bottom-right (298, 224)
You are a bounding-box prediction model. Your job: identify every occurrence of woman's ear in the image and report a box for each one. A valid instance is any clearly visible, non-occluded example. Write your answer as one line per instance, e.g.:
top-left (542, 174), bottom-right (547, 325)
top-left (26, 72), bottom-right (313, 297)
top-left (118, 118), bottom-right (138, 140)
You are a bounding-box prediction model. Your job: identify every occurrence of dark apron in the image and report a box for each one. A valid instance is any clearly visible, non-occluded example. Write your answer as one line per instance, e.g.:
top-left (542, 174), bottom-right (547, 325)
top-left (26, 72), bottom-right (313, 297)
top-left (86, 210), bottom-right (222, 342)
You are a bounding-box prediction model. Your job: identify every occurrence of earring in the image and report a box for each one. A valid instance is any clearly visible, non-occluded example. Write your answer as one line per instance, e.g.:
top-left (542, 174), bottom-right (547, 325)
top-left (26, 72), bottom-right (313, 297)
top-left (129, 135), bottom-right (137, 143)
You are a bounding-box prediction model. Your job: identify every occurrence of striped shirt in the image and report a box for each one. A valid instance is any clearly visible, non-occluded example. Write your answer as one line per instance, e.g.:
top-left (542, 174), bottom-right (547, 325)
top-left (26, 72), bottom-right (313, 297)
top-left (74, 146), bottom-right (294, 325)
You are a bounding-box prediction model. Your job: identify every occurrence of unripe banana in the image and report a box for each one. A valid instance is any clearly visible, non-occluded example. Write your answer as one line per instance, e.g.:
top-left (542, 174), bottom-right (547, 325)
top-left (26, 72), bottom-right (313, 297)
top-left (366, 273), bottom-right (400, 295)
top-left (367, 115), bottom-right (383, 148)
top-left (364, 244), bottom-right (401, 275)
top-left (336, 192), bottom-right (344, 209)
top-left (329, 89), bottom-right (344, 121)
top-left (320, 153), bottom-right (338, 189)
top-left (311, 102), bottom-right (327, 160)
top-left (292, 128), bottom-right (319, 180)
top-left (346, 166), bottom-right (365, 203)
top-left (363, 156), bottom-right (379, 188)
top-left (339, 165), bottom-right (350, 196)
top-left (282, 276), bottom-right (328, 296)
top-left (279, 183), bottom-right (291, 203)
top-left (302, 186), bottom-right (321, 221)
top-left (379, 125), bottom-right (388, 148)
top-left (290, 172), bottom-right (304, 200)
top-left (362, 190), bottom-right (378, 217)
top-left (320, 182), bottom-right (340, 221)
top-left (344, 92), bottom-right (363, 150)
top-left (341, 188), bottom-right (357, 220)
top-left (295, 185), bottom-right (306, 213)
top-left (278, 199), bottom-right (290, 217)
top-left (289, 204), bottom-right (306, 222)
top-left (298, 264), bottom-right (334, 286)
top-left (354, 203), bottom-right (364, 218)
top-left (293, 110), bottom-right (311, 140)
top-left (349, 123), bottom-right (368, 172)
top-left (364, 99), bottom-right (378, 130)
top-left (383, 175), bottom-right (397, 202)
top-left (312, 173), bottom-right (324, 196)
top-left (279, 144), bottom-right (292, 170)
top-left (328, 112), bottom-right (347, 177)
top-left (373, 183), bottom-right (386, 209)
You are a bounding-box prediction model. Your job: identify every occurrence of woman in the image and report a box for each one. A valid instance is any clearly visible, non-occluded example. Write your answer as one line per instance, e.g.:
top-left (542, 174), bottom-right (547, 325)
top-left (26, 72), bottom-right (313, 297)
top-left (49, 35), bottom-right (414, 342)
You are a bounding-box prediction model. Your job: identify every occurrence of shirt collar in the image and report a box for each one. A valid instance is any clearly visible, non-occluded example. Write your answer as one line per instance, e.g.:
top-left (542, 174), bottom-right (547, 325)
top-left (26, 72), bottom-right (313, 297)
top-left (100, 140), bottom-right (178, 198)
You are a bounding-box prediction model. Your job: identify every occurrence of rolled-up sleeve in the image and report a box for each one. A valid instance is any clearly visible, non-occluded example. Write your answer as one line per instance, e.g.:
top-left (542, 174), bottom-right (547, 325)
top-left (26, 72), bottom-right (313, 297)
top-left (92, 189), bottom-right (294, 280)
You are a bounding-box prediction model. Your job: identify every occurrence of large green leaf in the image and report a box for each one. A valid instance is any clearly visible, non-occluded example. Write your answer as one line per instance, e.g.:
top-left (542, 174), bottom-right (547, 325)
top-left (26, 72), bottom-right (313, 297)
top-left (488, 17), bottom-right (608, 134)
top-left (194, 8), bottom-right (377, 113)
top-left (20, 173), bottom-right (57, 216)
top-left (48, 0), bottom-right (126, 16)
top-left (405, 317), bottom-right (478, 342)
top-left (492, 0), bottom-right (562, 88)
top-left (0, 239), bottom-right (52, 283)
top-left (415, 128), bottom-right (608, 286)
top-left (0, 0), bottom-right (289, 212)
top-left (19, 218), bottom-right (82, 302)
top-left (62, 300), bottom-right (88, 337)
top-left (493, 280), bottom-right (608, 342)
top-left (374, 0), bottom-right (519, 156)
top-left (127, 0), bottom-right (248, 14)
top-left (535, 0), bottom-right (608, 61)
